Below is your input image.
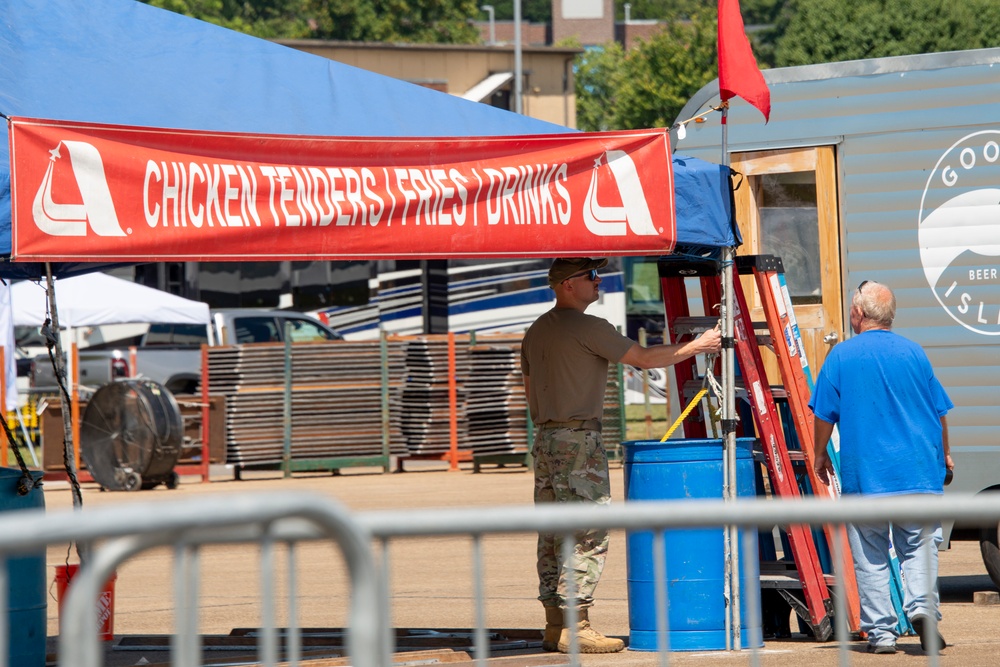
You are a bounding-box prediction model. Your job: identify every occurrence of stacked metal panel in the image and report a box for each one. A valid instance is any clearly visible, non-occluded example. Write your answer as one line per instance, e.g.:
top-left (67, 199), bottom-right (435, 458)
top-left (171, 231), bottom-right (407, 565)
top-left (207, 341), bottom-right (406, 467)
top-left (601, 365), bottom-right (626, 455)
top-left (464, 342), bottom-right (529, 454)
top-left (396, 334), bottom-right (626, 459)
top-left (399, 337), bottom-right (470, 455)
top-left (205, 334), bottom-right (622, 467)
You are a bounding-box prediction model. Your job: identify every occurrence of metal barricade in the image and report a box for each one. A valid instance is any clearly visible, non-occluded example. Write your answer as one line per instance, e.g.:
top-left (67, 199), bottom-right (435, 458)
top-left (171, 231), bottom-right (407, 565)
top-left (358, 493), bottom-right (1000, 667)
top-left (0, 491), bottom-right (997, 666)
top-left (0, 492), bottom-right (387, 667)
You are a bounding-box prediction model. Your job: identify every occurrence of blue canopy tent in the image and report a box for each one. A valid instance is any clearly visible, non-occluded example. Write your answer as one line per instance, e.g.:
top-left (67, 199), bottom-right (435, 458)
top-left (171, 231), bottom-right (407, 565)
top-left (0, 0), bottom-right (735, 279)
top-left (0, 5), bottom-right (743, 629)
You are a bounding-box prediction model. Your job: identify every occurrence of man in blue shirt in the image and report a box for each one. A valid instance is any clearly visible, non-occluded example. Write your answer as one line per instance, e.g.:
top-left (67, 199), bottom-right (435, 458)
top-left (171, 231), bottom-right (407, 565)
top-left (810, 280), bottom-right (954, 655)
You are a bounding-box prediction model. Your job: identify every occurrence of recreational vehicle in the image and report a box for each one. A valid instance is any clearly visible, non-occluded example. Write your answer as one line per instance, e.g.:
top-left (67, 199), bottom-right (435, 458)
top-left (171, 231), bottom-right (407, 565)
top-left (133, 258), bottom-right (626, 342)
top-left (318, 258), bottom-right (627, 339)
top-left (674, 48), bottom-right (1000, 585)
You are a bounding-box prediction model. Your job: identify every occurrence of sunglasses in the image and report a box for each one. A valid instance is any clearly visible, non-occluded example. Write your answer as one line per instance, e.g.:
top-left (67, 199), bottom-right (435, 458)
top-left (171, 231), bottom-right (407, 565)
top-left (856, 280), bottom-right (870, 317)
top-left (564, 269), bottom-right (599, 282)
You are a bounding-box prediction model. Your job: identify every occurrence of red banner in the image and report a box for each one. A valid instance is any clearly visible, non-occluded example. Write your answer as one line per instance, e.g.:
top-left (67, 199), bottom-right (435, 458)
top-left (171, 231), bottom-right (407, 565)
top-left (9, 117), bottom-right (676, 262)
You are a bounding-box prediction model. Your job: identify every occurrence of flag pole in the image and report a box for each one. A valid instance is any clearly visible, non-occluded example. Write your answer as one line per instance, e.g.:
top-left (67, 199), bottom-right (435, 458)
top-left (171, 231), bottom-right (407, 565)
top-left (719, 102), bottom-right (741, 652)
top-left (718, 0), bottom-right (770, 650)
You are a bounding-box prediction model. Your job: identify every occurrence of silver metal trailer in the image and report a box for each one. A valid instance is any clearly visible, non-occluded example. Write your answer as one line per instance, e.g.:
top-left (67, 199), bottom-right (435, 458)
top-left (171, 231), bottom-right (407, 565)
top-left (674, 47), bottom-right (1000, 585)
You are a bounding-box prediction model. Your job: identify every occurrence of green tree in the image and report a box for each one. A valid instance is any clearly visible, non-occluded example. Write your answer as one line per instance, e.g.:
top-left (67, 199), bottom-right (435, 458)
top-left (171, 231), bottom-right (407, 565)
top-left (614, 0), bottom-right (703, 20)
top-left (143, 0), bottom-right (483, 43)
top-left (483, 0), bottom-right (552, 23)
top-left (575, 42), bottom-right (627, 132)
top-left (771, 0), bottom-right (1000, 67)
top-left (576, 13), bottom-right (719, 131)
top-left (307, 0), bottom-right (481, 43)
top-left (612, 2), bottom-right (782, 66)
top-left (614, 0), bottom-right (784, 24)
top-left (737, 0), bottom-right (787, 25)
top-left (144, 0), bottom-right (317, 37)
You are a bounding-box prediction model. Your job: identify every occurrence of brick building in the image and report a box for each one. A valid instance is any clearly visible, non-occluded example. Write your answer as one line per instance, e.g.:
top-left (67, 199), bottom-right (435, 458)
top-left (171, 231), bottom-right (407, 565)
top-left (475, 1), bottom-right (667, 49)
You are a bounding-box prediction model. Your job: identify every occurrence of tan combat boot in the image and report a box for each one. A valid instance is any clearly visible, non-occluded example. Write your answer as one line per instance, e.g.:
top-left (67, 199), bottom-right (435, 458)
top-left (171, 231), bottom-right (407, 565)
top-left (557, 607), bottom-right (625, 654)
top-left (542, 605), bottom-right (563, 652)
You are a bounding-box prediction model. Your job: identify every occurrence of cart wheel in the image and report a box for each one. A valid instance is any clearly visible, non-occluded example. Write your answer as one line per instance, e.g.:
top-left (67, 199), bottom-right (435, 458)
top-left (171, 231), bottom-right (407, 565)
top-left (165, 471), bottom-right (180, 490)
top-left (122, 471), bottom-right (142, 492)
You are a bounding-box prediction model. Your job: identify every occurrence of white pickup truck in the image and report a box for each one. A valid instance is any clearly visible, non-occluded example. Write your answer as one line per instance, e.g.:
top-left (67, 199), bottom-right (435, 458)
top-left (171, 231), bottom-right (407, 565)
top-left (29, 309), bottom-right (342, 395)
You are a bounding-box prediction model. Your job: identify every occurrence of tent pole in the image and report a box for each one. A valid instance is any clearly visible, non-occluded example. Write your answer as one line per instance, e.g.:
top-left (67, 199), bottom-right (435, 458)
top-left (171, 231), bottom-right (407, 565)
top-left (45, 263), bottom-right (84, 512)
top-left (720, 106), bottom-right (741, 651)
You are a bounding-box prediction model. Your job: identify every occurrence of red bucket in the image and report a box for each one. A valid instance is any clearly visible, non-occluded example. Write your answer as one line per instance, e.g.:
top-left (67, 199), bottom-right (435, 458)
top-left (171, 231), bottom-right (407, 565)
top-left (54, 564), bottom-right (117, 641)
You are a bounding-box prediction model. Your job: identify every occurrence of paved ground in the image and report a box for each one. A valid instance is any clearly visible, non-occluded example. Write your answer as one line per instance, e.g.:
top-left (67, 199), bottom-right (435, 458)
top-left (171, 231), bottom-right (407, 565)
top-left (38, 461), bottom-right (1000, 666)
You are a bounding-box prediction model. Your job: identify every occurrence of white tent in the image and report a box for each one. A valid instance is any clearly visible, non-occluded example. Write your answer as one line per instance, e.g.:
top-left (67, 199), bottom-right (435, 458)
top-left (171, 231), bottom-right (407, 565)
top-left (0, 282), bottom-right (19, 411)
top-left (11, 273), bottom-right (210, 327)
top-left (6, 274), bottom-right (209, 468)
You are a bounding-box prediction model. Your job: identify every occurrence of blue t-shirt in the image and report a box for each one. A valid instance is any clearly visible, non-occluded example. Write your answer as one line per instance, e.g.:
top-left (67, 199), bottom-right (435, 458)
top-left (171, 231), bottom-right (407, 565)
top-left (809, 329), bottom-right (953, 497)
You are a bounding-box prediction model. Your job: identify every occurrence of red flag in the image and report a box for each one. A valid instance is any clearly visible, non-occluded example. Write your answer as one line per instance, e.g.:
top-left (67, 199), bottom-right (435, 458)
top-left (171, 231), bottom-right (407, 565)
top-left (718, 0), bottom-right (770, 122)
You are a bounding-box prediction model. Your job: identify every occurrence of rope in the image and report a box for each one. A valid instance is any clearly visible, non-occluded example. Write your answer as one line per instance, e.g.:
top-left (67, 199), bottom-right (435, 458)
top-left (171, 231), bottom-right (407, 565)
top-left (660, 351), bottom-right (724, 441)
top-left (704, 352), bottom-right (724, 414)
top-left (661, 387), bottom-right (708, 441)
top-left (670, 103), bottom-right (726, 132)
top-left (42, 319), bottom-right (74, 408)
top-left (42, 317), bottom-right (84, 509)
top-left (0, 411), bottom-right (38, 495)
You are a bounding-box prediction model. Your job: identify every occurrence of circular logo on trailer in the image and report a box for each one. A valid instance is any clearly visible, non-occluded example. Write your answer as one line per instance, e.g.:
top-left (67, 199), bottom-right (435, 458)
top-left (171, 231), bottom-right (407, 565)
top-left (918, 131), bottom-right (1000, 336)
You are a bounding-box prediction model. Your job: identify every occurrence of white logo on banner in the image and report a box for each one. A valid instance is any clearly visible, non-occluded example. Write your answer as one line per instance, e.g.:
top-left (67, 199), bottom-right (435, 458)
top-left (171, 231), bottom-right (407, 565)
top-left (32, 141), bottom-right (127, 237)
top-left (918, 131), bottom-right (1000, 335)
top-left (583, 150), bottom-right (659, 237)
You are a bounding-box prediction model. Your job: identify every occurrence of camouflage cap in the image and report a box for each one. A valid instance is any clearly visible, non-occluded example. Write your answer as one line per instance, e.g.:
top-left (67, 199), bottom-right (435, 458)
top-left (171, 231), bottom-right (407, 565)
top-left (547, 258), bottom-right (608, 287)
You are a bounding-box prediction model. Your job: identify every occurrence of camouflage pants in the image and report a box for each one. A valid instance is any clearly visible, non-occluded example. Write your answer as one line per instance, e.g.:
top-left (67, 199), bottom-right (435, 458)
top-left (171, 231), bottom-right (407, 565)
top-left (532, 426), bottom-right (611, 609)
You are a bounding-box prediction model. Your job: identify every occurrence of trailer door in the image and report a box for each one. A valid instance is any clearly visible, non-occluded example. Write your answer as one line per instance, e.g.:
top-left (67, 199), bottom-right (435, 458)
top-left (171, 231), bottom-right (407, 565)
top-left (730, 146), bottom-right (843, 374)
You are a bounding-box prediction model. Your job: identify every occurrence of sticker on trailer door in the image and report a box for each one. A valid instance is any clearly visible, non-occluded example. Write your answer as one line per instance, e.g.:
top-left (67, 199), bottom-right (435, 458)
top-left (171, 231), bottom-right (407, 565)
top-left (919, 130), bottom-right (1000, 335)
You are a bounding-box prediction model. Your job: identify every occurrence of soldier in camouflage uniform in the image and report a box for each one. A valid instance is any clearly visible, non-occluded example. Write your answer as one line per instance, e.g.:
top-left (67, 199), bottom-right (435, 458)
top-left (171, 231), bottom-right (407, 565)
top-left (521, 258), bottom-right (721, 654)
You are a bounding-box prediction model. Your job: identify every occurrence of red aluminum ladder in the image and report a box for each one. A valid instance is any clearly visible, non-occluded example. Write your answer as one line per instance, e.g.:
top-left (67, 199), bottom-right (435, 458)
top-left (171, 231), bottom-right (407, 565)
top-left (738, 254), bottom-right (861, 633)
top-left (658, 256), bottom-right (834, 641)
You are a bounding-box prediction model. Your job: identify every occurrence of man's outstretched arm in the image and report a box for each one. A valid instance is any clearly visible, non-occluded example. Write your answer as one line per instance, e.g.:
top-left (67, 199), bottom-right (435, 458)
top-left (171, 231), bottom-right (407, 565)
top-left (620, 328), bottom-right (722, 369)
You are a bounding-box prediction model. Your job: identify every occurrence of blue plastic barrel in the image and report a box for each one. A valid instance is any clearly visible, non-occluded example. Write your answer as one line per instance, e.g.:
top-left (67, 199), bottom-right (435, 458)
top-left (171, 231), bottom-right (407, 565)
top-left (622, 438), bottom-right (761, 651)
top-left (0, 468), bottom-right (47, 666)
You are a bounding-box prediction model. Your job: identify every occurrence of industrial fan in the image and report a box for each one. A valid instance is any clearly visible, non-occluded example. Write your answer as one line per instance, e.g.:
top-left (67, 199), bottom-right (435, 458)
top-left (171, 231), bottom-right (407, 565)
top-left (80, 379), bottom-right (184, 491)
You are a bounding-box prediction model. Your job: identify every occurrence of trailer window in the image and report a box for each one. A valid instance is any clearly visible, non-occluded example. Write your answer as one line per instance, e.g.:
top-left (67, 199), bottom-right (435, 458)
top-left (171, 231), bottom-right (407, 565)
top-left (759, 172), bottom-right (822, 305)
